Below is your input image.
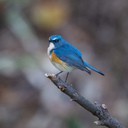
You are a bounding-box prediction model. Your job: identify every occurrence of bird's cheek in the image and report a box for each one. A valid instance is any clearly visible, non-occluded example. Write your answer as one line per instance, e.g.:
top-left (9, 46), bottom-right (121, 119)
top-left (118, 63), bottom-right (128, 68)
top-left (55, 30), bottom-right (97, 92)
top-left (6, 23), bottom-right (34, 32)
top-left (49, 42), bottom-right (55, 49)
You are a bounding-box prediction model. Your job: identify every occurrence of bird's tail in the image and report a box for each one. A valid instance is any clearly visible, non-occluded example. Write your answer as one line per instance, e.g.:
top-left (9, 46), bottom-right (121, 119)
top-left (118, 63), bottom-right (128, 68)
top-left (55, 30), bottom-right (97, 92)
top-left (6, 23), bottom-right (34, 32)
top-left (84, 61), bottom-right (105, 76)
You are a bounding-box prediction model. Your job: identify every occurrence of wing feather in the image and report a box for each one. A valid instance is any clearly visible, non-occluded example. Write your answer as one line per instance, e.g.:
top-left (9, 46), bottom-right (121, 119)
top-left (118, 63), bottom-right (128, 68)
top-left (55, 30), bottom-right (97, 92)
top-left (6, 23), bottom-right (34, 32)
top-left (54, 43), bottom-right (91, 74)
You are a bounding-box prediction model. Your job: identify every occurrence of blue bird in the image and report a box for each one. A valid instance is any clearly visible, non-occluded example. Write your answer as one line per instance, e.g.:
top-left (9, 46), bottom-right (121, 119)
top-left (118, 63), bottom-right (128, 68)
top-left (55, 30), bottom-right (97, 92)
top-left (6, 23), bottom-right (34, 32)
top-left (47, 35), bottom-right (105, 82)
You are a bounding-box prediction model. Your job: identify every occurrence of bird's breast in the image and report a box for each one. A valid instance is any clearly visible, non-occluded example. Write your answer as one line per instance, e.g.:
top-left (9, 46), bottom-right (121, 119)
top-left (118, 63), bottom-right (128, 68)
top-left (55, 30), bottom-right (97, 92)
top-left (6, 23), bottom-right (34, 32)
top-left (50, 50), bottom-right (76, 72)
top-left (51, 50), bottom-right (65, 65)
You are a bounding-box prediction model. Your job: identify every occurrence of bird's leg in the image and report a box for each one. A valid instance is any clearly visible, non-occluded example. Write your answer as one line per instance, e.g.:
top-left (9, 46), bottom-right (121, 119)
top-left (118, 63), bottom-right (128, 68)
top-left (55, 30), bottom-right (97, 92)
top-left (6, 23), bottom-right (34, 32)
top-left (56, 71), bottom-right (63, 76)
top-left (65, 72), bottom-right (69, 82)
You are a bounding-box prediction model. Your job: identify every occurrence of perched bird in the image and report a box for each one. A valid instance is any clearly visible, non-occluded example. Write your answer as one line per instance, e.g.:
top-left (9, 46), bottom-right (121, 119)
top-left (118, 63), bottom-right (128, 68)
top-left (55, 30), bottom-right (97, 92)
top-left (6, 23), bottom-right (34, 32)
top-left (47, 35), bottom-right (104, 82)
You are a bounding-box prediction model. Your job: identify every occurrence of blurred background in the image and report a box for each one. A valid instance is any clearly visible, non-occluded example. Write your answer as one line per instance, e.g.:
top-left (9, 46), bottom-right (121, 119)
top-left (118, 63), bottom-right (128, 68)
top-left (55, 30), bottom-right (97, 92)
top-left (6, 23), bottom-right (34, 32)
top-left (0, 0), bottom-right (128, 128)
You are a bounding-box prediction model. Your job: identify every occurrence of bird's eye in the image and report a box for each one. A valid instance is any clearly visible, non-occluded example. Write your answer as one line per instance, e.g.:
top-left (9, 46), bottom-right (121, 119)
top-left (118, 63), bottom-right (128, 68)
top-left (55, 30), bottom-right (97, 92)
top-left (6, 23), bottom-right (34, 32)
top-left (56, 39), bottom-right (59, 42)
top-left (53, 39), bottom-right (59, 43)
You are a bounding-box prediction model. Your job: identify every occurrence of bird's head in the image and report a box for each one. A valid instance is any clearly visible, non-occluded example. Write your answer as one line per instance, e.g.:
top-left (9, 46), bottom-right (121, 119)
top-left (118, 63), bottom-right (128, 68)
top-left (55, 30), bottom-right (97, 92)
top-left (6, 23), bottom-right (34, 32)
top-left (49, 35), bottom-right (64, 48)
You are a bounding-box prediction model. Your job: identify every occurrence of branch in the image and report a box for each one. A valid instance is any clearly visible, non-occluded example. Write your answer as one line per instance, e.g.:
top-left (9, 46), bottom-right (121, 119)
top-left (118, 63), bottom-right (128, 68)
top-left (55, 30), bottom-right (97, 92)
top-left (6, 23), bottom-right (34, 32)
top-left (45, 73), bottom-right (125, 128)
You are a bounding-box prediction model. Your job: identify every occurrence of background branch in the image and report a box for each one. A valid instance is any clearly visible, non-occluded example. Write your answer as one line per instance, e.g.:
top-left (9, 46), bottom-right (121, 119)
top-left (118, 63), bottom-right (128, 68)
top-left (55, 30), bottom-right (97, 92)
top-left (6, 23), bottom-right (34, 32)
top-left (45, 73), bottom-right (125, 128)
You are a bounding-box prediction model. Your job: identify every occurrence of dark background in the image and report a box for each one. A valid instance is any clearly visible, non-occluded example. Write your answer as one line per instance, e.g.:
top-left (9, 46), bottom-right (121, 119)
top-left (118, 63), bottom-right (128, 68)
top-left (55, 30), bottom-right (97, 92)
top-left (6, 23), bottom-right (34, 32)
top-left (0, 0), bottom-right (128, 128)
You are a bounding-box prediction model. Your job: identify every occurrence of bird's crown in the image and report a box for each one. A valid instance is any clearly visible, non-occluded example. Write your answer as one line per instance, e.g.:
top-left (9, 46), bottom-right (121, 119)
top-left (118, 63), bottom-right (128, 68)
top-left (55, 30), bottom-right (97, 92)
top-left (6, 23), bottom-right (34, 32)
top-left (49, 35), bottom-right (63, 42)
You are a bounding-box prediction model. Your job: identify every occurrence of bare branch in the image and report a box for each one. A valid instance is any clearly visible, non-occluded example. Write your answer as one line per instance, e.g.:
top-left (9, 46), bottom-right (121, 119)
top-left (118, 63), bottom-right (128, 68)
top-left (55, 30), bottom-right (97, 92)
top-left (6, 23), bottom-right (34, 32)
top-left (45, 73), bottom-right (125, 128)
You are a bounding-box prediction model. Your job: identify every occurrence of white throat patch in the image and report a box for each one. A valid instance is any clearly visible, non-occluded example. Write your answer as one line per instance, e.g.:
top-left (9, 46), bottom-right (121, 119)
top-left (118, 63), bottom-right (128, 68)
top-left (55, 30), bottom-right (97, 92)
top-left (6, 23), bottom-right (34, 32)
top-left (47, 43), bottom-right (55, 58)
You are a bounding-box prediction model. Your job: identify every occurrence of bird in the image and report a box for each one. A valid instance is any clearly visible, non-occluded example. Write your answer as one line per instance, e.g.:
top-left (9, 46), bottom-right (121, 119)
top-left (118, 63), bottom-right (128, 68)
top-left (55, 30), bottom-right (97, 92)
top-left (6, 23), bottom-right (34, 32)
top-left (47, 35), bottom-right (105, 82)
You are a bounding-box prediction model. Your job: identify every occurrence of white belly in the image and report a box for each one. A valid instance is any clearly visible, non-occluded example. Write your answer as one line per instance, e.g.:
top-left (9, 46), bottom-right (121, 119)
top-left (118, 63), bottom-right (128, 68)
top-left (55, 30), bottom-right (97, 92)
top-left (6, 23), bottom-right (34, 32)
top-left (51, 60), bottom-right (76, 72)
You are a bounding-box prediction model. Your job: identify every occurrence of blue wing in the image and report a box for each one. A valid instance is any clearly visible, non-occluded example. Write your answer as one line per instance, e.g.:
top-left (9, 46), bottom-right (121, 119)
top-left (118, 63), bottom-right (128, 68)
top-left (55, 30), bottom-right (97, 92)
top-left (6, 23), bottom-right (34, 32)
top-left (54, 43), bottom-right (91, 74)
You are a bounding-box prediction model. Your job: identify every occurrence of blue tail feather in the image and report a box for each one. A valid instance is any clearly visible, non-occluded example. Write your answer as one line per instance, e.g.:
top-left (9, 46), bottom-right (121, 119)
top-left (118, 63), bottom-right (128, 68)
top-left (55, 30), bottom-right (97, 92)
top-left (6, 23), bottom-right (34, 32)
top-left (84, 61), bottom-right (105, 76)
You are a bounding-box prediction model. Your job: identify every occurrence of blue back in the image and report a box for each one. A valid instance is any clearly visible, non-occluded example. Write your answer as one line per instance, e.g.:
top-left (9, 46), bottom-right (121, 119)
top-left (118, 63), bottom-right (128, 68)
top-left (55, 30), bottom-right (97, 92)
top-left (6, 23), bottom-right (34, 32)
top-left (54, 40), bottom-right (87, 71)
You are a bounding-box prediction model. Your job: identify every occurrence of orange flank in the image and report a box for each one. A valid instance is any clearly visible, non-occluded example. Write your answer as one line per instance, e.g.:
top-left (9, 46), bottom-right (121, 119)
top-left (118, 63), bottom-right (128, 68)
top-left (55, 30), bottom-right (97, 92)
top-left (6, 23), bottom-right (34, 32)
top-left (51, 51), bottom-right (65, 64)
top-left (50, 51), bottom-right (76, 72)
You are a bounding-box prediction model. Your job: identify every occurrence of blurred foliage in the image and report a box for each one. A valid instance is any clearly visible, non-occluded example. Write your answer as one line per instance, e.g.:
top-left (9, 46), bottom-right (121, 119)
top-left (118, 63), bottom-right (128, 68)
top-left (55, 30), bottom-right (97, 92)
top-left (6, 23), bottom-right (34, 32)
top-left (0, 0), bottom-right (128, 128)
top-left (31, 2), bottom-right (69, 30)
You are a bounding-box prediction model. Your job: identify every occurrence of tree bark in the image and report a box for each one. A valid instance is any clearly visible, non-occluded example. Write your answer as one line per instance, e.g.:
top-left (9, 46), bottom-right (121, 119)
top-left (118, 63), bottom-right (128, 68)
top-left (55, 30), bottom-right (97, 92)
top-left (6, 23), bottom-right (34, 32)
top-left (45, 73), bottom-right (125, 128)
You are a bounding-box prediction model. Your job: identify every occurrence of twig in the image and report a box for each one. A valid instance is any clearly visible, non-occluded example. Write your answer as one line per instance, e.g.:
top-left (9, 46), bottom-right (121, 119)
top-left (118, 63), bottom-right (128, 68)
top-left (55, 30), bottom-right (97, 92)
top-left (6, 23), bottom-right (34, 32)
top-left (45, 73), bottom-right (125, 128)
